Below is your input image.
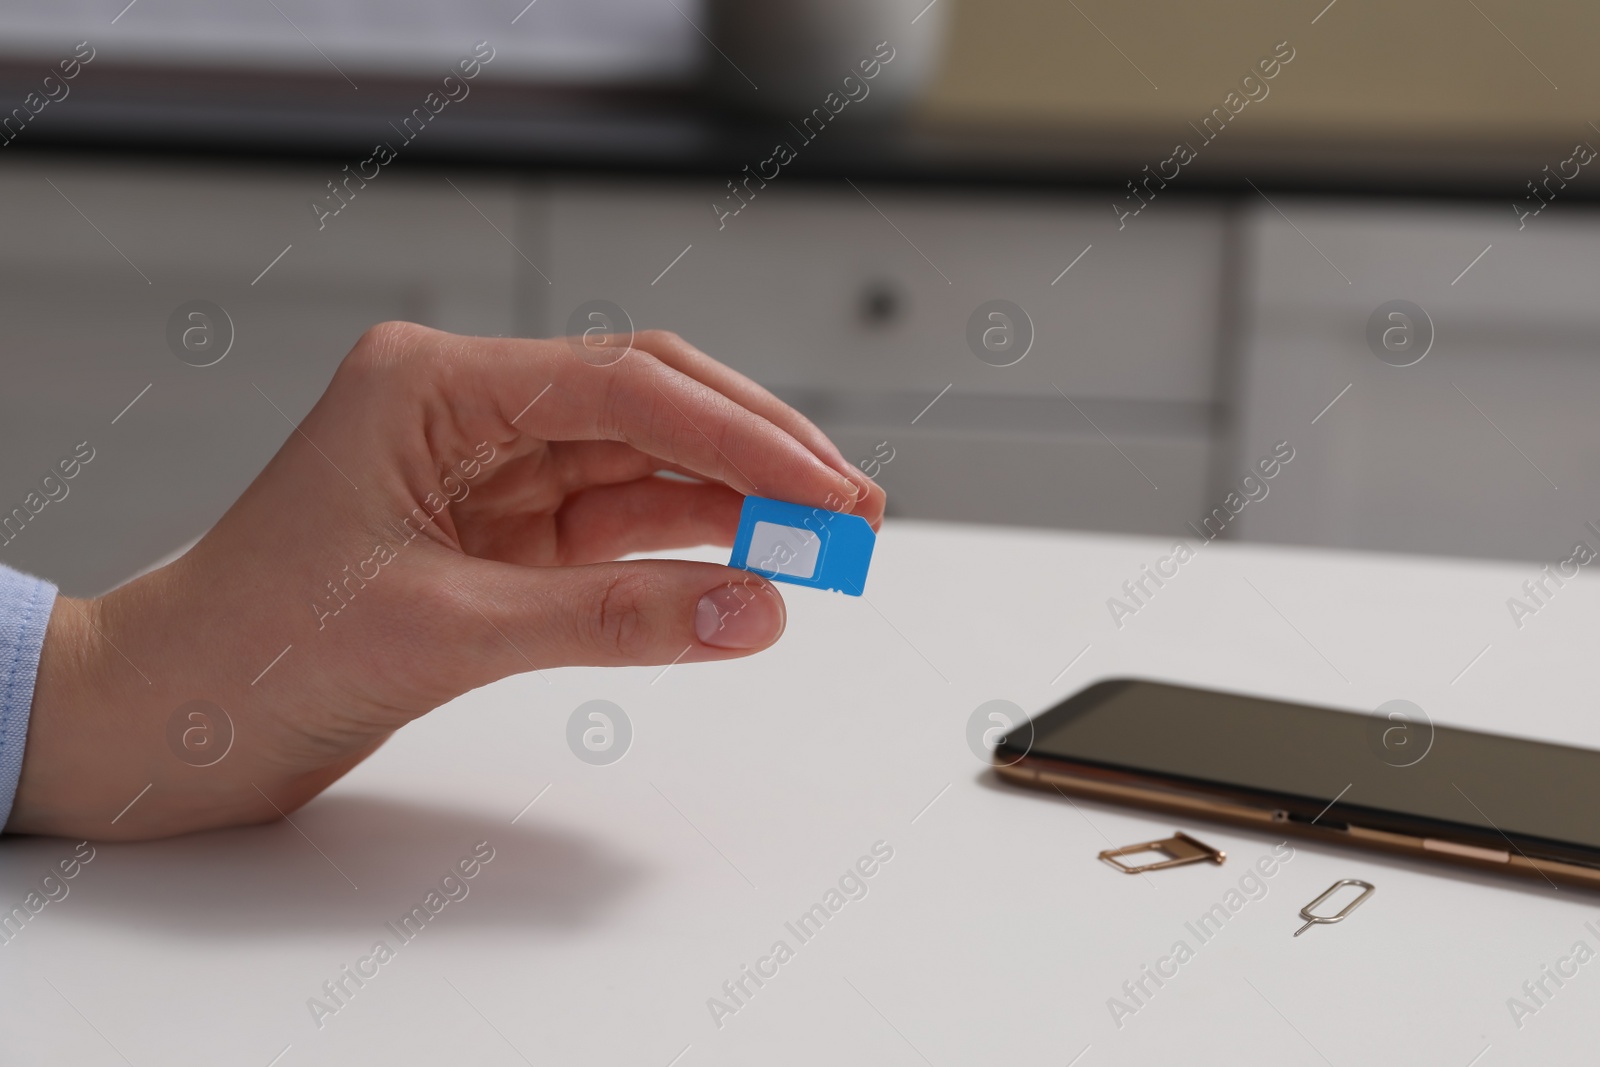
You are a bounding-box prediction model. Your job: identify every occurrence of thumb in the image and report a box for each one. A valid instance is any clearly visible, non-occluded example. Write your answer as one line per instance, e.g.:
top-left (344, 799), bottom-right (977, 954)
top-left (465, 558), bottom-right (788, 671)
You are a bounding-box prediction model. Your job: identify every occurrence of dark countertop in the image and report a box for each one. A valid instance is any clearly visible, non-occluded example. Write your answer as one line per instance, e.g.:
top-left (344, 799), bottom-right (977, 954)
top-left (4, 65), bottom-right (1592, 203)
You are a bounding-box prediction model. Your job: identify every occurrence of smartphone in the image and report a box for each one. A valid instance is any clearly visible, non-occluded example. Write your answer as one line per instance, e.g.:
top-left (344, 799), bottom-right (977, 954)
top-left (993, 678), bottom-right (1600, 889)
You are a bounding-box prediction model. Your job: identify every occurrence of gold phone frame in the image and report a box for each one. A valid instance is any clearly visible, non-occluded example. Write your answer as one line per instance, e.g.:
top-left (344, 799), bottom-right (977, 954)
top-left (995, 751), bottom-right (1600, 891)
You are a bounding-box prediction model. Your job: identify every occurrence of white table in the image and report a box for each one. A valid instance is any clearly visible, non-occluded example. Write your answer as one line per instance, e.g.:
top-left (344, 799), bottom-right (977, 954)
top-left (4, 521), bottom-right (1595, 1065)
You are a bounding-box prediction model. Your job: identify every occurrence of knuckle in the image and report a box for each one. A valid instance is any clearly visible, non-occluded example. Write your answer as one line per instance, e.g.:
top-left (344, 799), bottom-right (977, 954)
top-left (595, 348), bottom-right (660, 438)
top-left (593, 572), bottom-right (659, 660)
top-left (357, 320), bottom-right (429, 359)
top-left (615, 343), bottom-right (660, 372)
top-left (636, 328), bottom-right (694, 355)
top-left (637, 327), bottom-right (680, 345)
top-left (339, 320), bottom-right (451, 400)
top-left (342, 320), bottom-right (431, 380)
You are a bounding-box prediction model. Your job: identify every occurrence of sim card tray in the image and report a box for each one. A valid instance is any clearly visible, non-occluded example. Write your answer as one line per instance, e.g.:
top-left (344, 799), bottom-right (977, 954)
top-left (1099, 831), bottom-right (1226, 874)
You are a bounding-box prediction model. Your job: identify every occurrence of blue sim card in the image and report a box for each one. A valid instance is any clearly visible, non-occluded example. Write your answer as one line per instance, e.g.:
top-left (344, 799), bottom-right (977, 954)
top-left (728, 496), bottom-right (875, 596)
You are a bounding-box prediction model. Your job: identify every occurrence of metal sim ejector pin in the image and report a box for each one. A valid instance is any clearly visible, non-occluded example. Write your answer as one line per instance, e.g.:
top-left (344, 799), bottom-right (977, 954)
top-left (1294, 879), bottom-right (1376, 937)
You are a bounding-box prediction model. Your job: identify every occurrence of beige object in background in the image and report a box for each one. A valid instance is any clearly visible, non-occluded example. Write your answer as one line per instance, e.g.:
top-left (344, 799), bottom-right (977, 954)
top-left (923, 0), bottom-right (1595, 141)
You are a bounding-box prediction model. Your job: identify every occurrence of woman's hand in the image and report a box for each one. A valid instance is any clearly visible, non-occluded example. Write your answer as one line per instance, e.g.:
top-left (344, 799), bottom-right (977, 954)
top-left (10, 323), bottom-right (883, 839)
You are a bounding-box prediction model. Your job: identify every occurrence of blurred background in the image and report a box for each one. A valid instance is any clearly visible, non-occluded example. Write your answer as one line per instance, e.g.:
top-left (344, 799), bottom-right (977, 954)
top-left (2, 0), bottom-right (1597, 596)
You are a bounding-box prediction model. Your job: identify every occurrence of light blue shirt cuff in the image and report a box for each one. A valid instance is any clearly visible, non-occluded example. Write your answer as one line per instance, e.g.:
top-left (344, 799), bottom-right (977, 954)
top-left (0, 564), bottom-right (55, 831)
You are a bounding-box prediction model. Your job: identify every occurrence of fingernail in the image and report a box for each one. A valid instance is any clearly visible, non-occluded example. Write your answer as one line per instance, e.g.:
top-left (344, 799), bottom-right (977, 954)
top-left (828, 470), bottom-right (869, 512)
top-left (696, 582), bottom-right (785, 649)
top-left (848, 470), bottom-right (878, 503)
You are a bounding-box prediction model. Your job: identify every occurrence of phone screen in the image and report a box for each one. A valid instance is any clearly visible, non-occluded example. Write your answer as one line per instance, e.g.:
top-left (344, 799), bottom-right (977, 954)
top-left (1004, 679), bottom-right (1600, 857)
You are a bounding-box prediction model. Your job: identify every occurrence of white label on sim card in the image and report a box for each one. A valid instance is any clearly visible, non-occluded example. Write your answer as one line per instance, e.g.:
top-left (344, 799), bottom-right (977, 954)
top-left (748, 521), bottom-right (820, 579)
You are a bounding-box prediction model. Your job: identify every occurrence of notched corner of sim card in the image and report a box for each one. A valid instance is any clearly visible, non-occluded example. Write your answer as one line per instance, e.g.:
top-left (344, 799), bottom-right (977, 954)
top-left (728, 495), bottom-right (876, 597)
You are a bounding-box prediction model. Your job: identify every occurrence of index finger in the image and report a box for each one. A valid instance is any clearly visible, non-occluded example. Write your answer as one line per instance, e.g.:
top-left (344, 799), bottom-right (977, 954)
top-left (628, 330), bottom-right (886, 525)
top-left (460, 334), bottom-right (876, 522)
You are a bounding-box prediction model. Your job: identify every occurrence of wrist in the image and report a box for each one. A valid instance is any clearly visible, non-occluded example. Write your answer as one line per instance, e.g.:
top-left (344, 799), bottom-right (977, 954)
top-left (10, 569), bottom-right (278, 839)
top-left (9, 589), bottom-right (112, 836)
